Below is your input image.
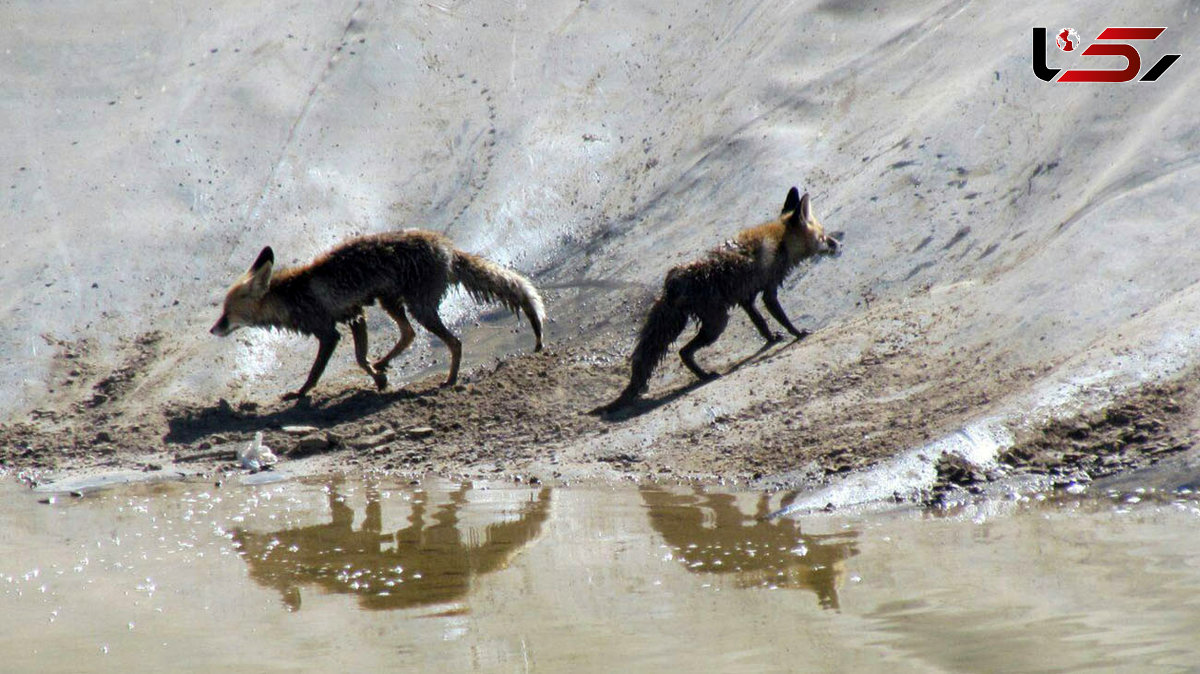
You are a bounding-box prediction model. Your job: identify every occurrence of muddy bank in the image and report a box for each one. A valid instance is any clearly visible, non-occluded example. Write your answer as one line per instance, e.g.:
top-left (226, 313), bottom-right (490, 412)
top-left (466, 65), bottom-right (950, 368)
top-left (924, 381), bottom-right (1199, 507)
top-left (4, 289), bottom-right (1198, 504)
top-left (0, 281), bottom-right (998, 489)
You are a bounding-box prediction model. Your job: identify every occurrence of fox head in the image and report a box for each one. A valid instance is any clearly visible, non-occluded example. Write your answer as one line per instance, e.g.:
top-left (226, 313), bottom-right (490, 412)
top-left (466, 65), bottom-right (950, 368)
top-left (210, 246), bottom-right (275, 337)
top-left (781, 187), bottom-right (840, 257)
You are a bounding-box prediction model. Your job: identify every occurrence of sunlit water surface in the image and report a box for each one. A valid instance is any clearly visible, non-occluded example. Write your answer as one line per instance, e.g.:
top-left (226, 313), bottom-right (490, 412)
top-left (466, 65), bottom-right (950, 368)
top-left (2, 477), bottom-right (1199, 672)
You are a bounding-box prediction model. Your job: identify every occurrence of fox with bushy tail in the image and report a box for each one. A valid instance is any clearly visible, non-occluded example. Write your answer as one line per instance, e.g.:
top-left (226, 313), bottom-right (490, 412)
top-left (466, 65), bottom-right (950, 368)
top-left (211, 230), bottom-right (545, 400)
top-left (594, 187), bottom-right (840, 413)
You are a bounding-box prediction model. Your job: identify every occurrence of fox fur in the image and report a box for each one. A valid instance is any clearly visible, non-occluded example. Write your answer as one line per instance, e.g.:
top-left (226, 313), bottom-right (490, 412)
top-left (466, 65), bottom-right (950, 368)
top-left (598, 187), bottom-right (839, 412)
top-left (211, 230), bottom-right (545, 400)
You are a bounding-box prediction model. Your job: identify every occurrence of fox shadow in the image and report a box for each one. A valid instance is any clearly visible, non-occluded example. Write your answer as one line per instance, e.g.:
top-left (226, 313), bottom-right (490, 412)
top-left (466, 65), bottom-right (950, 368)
top-left (164, 386), bottom-right (436, 445)
top-left (593, 339), bottom-right (789, 421)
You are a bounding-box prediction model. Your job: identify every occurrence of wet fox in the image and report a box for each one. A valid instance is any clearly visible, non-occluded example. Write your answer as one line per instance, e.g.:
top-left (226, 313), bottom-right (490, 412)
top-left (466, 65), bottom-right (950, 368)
top-left (211, 230), bottom-right (545, 400)
top-left (597, 187), bottom-right (840, 412)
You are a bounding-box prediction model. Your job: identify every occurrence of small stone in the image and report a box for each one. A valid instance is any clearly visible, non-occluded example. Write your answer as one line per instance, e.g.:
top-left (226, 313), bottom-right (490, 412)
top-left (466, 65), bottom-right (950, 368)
top-left (292, 434), bottom-right (332, 456)
top-left (406, 427), bottom-right (435, 439)
top-left (352, 429), bottom-right (397, 450)
top-left (281, 425), bottom-right (319, 436)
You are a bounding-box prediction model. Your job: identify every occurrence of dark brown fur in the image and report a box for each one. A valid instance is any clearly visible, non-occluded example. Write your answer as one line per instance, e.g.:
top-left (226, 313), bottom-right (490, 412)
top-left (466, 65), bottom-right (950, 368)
top-left (597, 188), bottom-right (840, 412)
top-left (211, 230), bottom-right (545, 400)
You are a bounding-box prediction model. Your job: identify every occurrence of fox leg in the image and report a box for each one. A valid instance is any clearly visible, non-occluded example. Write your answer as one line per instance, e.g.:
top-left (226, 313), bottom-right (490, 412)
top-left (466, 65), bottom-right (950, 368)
top-left (348, 313), bottom-right (388, 391)
top-left (679, 310), bottom-right (729, 381)
top-left (762, 287), bottom-right (809, 340)
top-left (373, 298), bottom-right (417, 372)
top-left (284, 329), bottom-right (340, 400)
top-left (740, 300), bottom-right (784, 344)
top-left (409, 302), bottom-right (463, 386)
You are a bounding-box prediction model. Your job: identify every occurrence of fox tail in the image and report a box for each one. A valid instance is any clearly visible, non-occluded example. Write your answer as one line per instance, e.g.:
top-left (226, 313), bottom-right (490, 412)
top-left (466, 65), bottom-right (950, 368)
top-left (593, 278), bottom-right (689, 414)
top-left (452, 250), bottom-right (545, 351)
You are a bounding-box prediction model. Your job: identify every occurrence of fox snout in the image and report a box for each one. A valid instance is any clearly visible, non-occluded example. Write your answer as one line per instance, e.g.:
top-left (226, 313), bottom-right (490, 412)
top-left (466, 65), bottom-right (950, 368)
top-left (820, 233), bottom-right (842, 256)
top-left (210, 314), bottom-right (232, 337)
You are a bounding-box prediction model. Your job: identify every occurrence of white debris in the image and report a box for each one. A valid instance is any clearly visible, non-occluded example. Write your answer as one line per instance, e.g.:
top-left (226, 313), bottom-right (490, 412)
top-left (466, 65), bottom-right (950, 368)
top-left (239, 431), bottom-right (278, 471)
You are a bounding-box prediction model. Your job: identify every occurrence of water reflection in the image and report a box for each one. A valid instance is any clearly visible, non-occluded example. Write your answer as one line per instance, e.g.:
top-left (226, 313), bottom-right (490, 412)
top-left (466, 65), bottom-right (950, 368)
top-left (232, 483), bottom-right (551, 611)
top-left (641, 487), bottom-right (860, 609)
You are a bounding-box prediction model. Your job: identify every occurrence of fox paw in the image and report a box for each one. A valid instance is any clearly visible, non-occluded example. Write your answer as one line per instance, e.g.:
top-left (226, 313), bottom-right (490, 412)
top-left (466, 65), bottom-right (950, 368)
top-left (588, 387), bottom-right (640, 416)
top-left (281, 390), bottom-right (308, 402)
top-left (590, 398), bottom-right (634, 416)
top-left (791, 329), bottom-right (811, 341)
top-left (766, 332), bottom-right (786, 344)
top-left (372, 373), bottom-right (389, 391)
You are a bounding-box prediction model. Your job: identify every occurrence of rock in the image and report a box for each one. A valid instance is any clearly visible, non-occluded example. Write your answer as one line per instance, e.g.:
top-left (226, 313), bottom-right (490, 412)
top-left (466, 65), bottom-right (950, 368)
top-left (292, 434), bottom-right (332, 456)
top-left (281, 425), bottom-right (320, 436)
top-left (371, 442), bottom-right (398, 456)
top-left (1105, 408), bottom-right (1133, 426)
top-left (352, 429), bottom-right (397, 450)
top-left (405, 427), bottom-right (435, 439)
top-left (1067, 422), bottom-right (1090, 439)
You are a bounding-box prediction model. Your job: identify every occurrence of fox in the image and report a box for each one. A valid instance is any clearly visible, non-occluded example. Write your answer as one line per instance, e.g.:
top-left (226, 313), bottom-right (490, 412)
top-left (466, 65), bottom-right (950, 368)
top-left (210, 230), bottom-right (545, 400)
top-left (596, 187), bottom-right (840, 412)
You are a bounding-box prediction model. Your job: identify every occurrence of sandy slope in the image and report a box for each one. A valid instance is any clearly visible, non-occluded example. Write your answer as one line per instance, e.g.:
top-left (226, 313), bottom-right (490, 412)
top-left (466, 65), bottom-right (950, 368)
top-left (2, 1), bottom-right (1199, 492)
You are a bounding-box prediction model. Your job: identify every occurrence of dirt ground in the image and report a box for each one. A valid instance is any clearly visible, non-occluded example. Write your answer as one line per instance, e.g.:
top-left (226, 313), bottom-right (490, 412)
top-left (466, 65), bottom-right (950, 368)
top-left (923, 381), bottom-right (1198, 507)
top-left (4, 284), bottom-right (1195, 503)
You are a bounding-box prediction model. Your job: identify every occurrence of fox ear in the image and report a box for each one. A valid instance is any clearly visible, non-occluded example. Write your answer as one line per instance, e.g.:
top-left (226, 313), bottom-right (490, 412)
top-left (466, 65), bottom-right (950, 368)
top-left (250, 246), bottom-right (274, 272)
top-left (781, 187), bottom-right (801, 216)
top-left (799, 192), bottom-right (812, 222)
top-left (247, 246), bottom-right (274, 295)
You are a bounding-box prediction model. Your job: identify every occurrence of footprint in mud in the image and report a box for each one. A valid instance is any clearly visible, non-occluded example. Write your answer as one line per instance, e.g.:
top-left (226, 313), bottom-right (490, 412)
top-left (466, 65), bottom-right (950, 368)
top-left (87, 332), bottom-right (164, 408)
top-left (443, 75), bottom-right (499, 231)
top-left (42, 331), bottom-right (163, 409)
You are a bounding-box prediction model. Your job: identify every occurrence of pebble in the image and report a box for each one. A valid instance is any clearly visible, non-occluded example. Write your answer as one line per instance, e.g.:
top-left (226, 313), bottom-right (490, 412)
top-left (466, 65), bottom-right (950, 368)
top-left (292, 434), bottom-right (332, 456)
top-left (282, 425), bottom-right (320, 436)
top-left (352, 429), bottom-right (397, 449)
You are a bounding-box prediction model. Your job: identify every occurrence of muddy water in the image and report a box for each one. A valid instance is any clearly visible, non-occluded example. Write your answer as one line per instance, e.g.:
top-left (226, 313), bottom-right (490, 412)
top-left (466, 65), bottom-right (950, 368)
top-left (2, 478), bottom-right (1199, 672)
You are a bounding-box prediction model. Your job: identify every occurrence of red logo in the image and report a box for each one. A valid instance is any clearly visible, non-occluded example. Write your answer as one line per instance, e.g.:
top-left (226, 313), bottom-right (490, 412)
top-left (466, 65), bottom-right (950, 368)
top-left (1056, 28), bottom-right (1079, 52)
top-left (1033, 27), bottom-right (1180, 83)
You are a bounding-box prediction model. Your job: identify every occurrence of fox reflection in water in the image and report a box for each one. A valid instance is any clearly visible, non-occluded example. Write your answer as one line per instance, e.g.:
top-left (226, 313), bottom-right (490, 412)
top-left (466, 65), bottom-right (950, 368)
top-left (231, 484), bottom-right (551, 611)
top-left (641, 488), bottom-right (859, 609)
